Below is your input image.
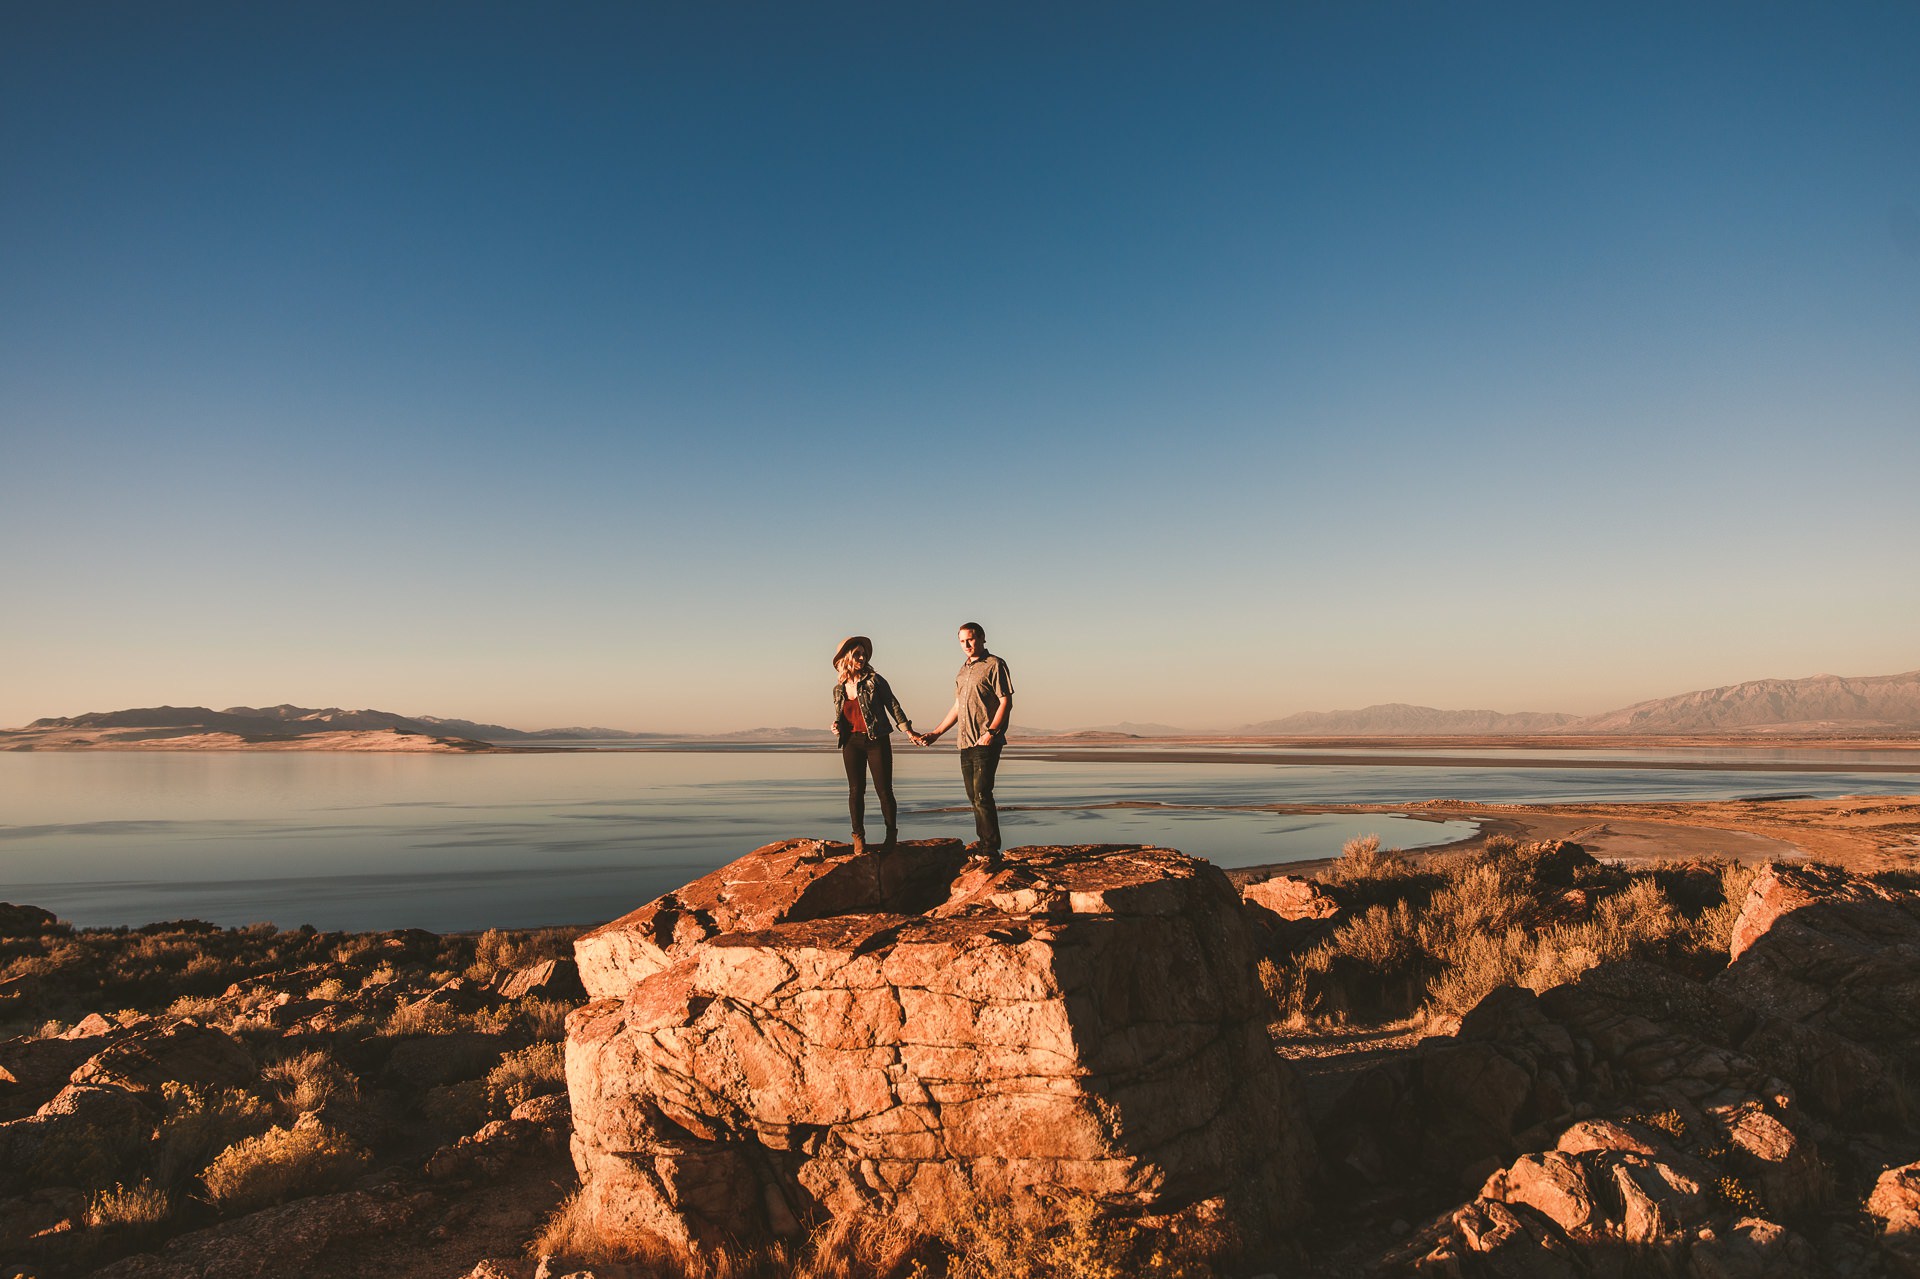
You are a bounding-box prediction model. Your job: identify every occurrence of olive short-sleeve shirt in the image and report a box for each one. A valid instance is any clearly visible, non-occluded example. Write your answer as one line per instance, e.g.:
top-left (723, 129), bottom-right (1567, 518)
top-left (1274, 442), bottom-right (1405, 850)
top-left (955, 653), bottom-right (1013, 748)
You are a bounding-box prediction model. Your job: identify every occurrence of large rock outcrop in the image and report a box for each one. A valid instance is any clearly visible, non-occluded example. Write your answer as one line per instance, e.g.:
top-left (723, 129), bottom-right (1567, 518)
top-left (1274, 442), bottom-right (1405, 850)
top-left (567, 839), bottom-right (1312, 1257)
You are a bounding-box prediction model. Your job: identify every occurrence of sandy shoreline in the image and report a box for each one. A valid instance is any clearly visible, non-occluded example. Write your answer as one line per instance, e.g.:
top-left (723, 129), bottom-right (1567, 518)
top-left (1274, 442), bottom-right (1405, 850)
top-left (1219, 793), bottom-right (1920, 881)
top-left (1012, 746), bottom-right (1920, 773)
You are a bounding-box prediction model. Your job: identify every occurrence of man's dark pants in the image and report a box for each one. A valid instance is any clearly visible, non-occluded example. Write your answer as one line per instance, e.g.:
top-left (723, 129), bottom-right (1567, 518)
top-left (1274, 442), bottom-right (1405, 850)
top-left (960, 744), bottom-right (1003, 852)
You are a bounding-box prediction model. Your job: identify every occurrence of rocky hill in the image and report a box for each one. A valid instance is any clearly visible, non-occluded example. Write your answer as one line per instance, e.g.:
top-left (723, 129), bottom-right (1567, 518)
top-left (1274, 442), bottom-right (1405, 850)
top-left (1566, 668), bottom-right (1920, 734)
top-left (24, 705), bottom-right (654, 743)
top-left (5, 705), bottom-right (495, 752)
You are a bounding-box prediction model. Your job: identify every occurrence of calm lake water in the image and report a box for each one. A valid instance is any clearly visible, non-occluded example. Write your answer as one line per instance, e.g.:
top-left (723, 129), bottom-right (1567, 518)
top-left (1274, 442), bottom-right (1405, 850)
top-left (1, 748), bottom-right (1914, 933)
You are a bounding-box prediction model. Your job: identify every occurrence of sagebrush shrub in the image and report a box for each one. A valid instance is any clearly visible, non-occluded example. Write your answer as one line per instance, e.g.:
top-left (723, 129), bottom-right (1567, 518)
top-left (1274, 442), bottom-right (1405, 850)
top-left (201, 1118), bottom-right (369, 1212)
top-left (86, 1179), bottom-right (170, 1230)
top-left (262, 1049), bottom-right (357, 1118)
top-left (1268, 848), bottom-right (1732, 1027)
top-left (1322, 834), bottom-right (1410, 885)
top-left (488, 1041), bottom-right (565, 1110)
top-left (155, 1083), bottom-right (276, 1189)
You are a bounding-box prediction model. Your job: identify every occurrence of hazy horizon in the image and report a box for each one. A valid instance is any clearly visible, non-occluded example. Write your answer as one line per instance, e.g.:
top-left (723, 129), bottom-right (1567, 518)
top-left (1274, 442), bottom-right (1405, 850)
top-left (5, 5), bottom-right (1916, 734)
top-left (10, 660), bottom-right (1920, 738)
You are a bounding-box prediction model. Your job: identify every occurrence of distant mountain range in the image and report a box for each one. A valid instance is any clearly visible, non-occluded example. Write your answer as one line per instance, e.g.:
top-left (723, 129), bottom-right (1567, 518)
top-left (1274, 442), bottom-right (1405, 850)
top-left (1568, 669), bottom-right (1920, 734)
top-left (1237, 668), bottom-right (1920, 736)
top-left (10, 667), bottom-right (1920, 747)
top-left (23, 705), bottom-right (660, 742)
top-left (1237, 704), bottom-right (1580, 735)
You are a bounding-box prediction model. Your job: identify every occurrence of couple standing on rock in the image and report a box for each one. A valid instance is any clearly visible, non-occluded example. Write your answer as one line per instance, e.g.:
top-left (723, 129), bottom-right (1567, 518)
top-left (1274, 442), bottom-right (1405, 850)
top-left (831, 623), bottom-right (1013, 863)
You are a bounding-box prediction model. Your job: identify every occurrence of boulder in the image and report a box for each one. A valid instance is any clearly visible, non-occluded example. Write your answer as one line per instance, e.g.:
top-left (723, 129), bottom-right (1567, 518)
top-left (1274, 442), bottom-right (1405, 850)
top-left (1397, 1124), bottom-right (1742, 1274)
top-left (0, 1084), bottom-right (154, 1195)
top-left (575, 837), bottom-right (970, 999)
top-left (60, 1012), bottom-right (120, 1039)
top-left (1871, 1163), bottom-right (1920, 1278)
top-left (1709, 1100), bottom-right (1825, 1218)
top-left (1712, 862), bottom-right (1920, 1122)
top-left (399, 975), bottom-right (504, 1016)
top-left (426, 1117), bottom-right (545, 1181)
top-left (511, 1092), bottom-right (571, 1145)
top-left (497, 957), bottom-right (587, 1002)
top-left (0, 1034), bottom-right (114, 1121)
top-left (567, 842), bottom-right (1313, 1257)
top-left (1687, 1217), bottom-right (1821, 1278)
top-left (1239, 874), bottom-right (1339, 921)
top-left (69, 1019), bottom-right (255, 1096)
top-left (1871, 1162), bottom-right (1920, 1236)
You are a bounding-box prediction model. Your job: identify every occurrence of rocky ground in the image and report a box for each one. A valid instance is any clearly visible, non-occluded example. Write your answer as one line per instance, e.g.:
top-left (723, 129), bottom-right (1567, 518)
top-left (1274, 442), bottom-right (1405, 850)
top-left (5, 795), bottom-right (1920, 1278)
top-left (0, 909), bottom-right (582, 1278)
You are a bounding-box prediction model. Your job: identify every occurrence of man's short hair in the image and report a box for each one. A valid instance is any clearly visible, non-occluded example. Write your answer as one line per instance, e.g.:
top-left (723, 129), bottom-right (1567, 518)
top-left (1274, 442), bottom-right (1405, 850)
top-left (959, 621), bottom-right (986, 642)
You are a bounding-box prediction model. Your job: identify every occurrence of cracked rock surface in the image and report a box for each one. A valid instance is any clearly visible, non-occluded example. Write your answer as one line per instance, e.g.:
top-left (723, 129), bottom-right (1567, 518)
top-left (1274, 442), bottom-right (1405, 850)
top-left (566, 839), bottom-right (1313, 1254)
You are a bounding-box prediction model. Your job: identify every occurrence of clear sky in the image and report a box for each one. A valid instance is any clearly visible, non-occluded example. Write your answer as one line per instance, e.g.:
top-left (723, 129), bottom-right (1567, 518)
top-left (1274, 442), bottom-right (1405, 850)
top-left (3, 3), bottom-right (1916, 733)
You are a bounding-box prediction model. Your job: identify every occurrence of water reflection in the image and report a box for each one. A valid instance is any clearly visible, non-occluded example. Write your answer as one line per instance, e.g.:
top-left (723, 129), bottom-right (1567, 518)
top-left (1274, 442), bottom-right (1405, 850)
top-left (0, 749), bottom-right (1911, 932)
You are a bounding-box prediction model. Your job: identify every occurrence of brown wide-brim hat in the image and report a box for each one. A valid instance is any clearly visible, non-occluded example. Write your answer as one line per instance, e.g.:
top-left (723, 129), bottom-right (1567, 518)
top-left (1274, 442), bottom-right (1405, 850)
top-left (833, 635), bottom-right (873, 665)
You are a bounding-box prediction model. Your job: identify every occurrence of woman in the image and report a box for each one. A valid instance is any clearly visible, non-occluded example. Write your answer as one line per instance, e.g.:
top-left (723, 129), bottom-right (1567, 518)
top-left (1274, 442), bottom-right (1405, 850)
top-left (831, 635), bottom-right (922, 853)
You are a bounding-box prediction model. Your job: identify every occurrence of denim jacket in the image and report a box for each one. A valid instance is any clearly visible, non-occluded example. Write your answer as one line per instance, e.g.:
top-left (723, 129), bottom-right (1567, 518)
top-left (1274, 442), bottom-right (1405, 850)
top-left (832, 671), bottom-right (914, 746)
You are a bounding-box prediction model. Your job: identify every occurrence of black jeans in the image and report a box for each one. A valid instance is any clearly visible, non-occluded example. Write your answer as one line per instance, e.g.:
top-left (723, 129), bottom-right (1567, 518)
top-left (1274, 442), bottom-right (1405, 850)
top-left (841, 732), bottom-right (896, 838)
top-left (960, 744), bottom-right (1003, 851)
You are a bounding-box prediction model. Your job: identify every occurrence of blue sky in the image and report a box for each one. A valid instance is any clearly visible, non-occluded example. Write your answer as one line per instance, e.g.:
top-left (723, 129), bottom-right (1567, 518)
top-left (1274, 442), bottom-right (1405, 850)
top-left (3, 3), bottom-right (1916, 732)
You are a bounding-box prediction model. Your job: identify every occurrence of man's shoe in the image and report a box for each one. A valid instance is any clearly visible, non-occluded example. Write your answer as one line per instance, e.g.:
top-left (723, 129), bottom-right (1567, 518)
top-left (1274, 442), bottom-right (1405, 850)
top-left (963, 844), bottom-right (1004, 872)
top-left (851, 832), bottom-right (867, 856)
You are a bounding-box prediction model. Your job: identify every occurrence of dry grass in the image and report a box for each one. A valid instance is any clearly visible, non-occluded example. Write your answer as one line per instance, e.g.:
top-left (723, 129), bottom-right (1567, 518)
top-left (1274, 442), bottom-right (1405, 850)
top-left (201, 1118), bottom-right (370, 1213)
top-left (518, 996), bottom-right (574, 1041)
top-left (384, 998), bottom-right (469, 1036)
top-left (86, 1179), bottom-right (170, 1230)
top-left (914, 1191), bottom-right (1218, 1279)
top-left (262, 1049), bottom-right (358, 1118)
top-left (1321, 833), bottom-right (1412, 885)
top-left (1265, 842), bottom-right (1748, 1028)
top-left (155, 1083), bottom-right (276, 1189)
top-left (529, 1186), bottom-right (1213, 1279)
top-left (464, 926), bottom-right (582, 985)
top-left (164, 993), bottom-right (229, 1023)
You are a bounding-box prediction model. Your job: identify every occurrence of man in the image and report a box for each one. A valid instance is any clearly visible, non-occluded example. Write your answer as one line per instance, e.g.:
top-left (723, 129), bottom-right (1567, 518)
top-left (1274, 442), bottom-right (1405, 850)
top-left (920, 622), bottom-right (1014, 860)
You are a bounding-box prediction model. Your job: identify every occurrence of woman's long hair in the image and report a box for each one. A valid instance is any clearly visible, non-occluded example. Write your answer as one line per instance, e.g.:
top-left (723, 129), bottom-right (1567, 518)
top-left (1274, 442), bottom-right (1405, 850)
top-left (834, 647), bottom-right (870, 686)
